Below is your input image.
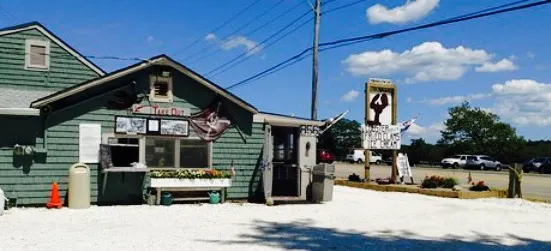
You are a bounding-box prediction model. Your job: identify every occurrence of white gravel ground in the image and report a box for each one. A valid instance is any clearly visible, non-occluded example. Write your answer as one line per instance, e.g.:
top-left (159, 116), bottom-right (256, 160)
top-left (1, 186), bottom-right (551, 251)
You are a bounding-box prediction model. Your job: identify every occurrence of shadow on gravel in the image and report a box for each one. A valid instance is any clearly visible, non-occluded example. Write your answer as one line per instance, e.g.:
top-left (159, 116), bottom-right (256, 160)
top-left (200, 219), bottom-right (551, 250)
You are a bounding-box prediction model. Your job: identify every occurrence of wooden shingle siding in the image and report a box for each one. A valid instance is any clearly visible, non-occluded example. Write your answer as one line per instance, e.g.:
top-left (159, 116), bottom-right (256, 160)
top-left (0, 29), bottom-right (99, 91)
top-left (0, 27), bottom-right (101, 205)
top-left (1, 73), bottom-right (264, 206)
top-left (212, 123), bottom-right (264, 199)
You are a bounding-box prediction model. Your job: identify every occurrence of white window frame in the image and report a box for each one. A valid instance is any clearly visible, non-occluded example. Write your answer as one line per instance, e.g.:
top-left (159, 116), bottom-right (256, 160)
top-left (149, 75), bottom-right (173, 103)
top-left (103, 133), bottom-right (211, 169)
top-left (25, 39), bottom-right (50, 71)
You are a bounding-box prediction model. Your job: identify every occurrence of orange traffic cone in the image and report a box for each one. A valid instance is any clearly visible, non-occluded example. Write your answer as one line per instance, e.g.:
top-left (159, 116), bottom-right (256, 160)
top-left (46, 182), bottom-right (63, 209)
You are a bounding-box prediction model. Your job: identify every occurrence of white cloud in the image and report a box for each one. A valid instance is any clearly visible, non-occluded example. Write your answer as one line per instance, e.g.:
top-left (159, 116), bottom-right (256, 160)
top-left (488, 79), bottom-right (551, 126)
top-left (221, 36), bottom-right (262, 55)
top-left (340, 90), bottom-right (360, 102)
top-left (366, 0), bottom-right (439, 25)
top-left (146, 36), bottom-right (154, 43)
top-left (475, 59), bottom-right (518, 72)
top-left (414, 93), bottom-right (492, 106)
top-left (205, 33), bottom-right (217, 41)
top-left (527, 51), bottom-right (536, 59)
top-left (406, 122), bottom-right (444, 142)
top-left (343, 41), bottom-right (514, 83)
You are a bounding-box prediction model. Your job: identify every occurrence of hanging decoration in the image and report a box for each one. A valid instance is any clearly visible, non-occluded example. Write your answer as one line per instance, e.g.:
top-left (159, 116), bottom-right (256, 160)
top-left (187, 98), bottom-right (232, 141)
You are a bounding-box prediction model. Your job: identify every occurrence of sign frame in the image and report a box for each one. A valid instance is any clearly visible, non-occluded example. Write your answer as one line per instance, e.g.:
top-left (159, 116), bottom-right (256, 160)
top-left (364, 78), bottom-right (398, 183)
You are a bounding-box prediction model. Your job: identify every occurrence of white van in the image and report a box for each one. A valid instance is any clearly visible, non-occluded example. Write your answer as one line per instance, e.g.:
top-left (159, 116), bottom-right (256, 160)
top-left (346, 149), bottom-right (383, 164)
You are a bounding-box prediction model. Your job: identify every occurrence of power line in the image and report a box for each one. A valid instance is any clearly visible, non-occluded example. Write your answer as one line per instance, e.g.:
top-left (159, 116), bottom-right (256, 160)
top-left (205, 9), bottom-right (313, 76)
top-left (0, 3), bottom-right (18, 23)
top-left (173, 0), bottom-right (263, 57)
top-left (185, 0), bottom-right (286, 62)
top-left (209, 17), bottom-right (314, 78)
top-left (209, 0), bottom-right (350, 78)
top-left (227, 0), bottom-right (550, 90)
top-left (226, 47), bottom-right (313, 90)
top-left (319, 0), bottom-right (547, 47)
top-left (324, 0), bottom-right (366, 14)
top-left (188, 0), bottom-right (307, 65)
top-left (0, 48), bottom-right (150, 62)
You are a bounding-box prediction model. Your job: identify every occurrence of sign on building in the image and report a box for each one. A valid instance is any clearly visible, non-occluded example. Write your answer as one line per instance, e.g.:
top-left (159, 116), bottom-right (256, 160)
top-left (361, 124), bottom-right (401, 150)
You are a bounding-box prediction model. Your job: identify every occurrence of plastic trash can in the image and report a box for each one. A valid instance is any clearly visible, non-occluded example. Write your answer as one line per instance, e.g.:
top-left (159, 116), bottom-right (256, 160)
top-left (311, 163), bottom-right (336, 202)
top-left (68, 163), bottom-right (91, 209)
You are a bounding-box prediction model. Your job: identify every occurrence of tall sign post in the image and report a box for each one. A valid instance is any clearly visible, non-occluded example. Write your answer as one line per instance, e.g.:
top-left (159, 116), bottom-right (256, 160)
top-left (362, 79), bottom-right (400, 183)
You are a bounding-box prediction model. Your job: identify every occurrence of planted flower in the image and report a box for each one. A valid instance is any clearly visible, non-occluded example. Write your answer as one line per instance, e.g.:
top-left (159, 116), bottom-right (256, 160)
top-left (150, 168), bottom-right (233, 179)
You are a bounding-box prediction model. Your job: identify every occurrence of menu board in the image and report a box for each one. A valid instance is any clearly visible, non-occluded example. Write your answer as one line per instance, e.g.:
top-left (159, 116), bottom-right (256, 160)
top-left (115, 116), bottom-right (147, 134)
top-left (160, 119), bottom-right (189, 136)
top-left (79, 123), bottom-right (102, 163)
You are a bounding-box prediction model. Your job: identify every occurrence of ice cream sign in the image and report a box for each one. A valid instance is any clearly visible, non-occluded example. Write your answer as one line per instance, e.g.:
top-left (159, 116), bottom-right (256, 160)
top-left (131, 104), bottom-right (191, 117)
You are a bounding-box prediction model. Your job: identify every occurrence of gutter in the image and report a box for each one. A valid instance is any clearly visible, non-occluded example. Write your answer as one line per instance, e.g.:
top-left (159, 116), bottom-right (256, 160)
top-left (0, 108), bottom-right (40, 116)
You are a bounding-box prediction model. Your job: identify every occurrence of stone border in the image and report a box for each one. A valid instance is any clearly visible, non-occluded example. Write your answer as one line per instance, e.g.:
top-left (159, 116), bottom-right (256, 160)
top-left (336, 180), bottom-right (507, 199)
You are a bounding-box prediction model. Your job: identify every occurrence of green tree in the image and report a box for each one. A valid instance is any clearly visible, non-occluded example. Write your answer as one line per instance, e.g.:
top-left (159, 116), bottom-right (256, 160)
top-left (438, 102), bottom-right (525, 164)
top-left (317, 118), bottom-right (361, 158)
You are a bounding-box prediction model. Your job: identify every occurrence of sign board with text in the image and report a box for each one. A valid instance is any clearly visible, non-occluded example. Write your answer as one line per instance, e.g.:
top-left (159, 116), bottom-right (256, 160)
top-left (363, 78), bottom-right (399, 150)
top-left (361, 124), bottom-right (401, 150)
top-left (132, 104), bottom-right (191, 117)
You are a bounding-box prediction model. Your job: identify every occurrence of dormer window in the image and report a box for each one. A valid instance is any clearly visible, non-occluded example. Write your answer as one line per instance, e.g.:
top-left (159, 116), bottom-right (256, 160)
top-left (25, 39), bottom-right (50, 71)
top-left (149, 74), bottom-right (173, 103)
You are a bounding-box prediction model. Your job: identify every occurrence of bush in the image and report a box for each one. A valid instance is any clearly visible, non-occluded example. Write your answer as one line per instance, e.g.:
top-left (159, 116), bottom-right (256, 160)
top-left (421, 175), bottom-right (458, 189)
top-left (442, 177), bottom-right (459, 188)
top-left (421, 175), bottom-right (444, 188)
top-left (469, 181), bottom-right (490, 191)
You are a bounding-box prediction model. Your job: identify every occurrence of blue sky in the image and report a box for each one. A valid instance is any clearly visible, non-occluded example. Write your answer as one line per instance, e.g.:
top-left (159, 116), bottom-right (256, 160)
top-left (1, 0), bottom-right (550, 143)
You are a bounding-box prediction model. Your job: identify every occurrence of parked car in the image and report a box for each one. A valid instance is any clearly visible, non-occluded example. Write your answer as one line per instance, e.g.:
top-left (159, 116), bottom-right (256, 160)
top-left (317, 149), bottom-right (336, 164)
top-left (465, 155), bottom-right (503, 171)
top-left (345, 149), bottom-right (383, 164)
top-left (440, 154), bottom-right (471, 169)
top-left (523, 157), bottom-right (551, 173)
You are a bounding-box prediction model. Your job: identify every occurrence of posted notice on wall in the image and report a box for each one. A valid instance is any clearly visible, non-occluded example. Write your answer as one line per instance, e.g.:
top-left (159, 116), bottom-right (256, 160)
top-left (79, 123), bottom-right (102, 163)
top-left (361, 124), bottom-right (401, 150)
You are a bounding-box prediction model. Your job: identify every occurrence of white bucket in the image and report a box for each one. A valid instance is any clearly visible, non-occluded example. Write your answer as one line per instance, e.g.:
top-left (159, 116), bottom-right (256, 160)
top-left (0, 187), bottom-right (5, 216)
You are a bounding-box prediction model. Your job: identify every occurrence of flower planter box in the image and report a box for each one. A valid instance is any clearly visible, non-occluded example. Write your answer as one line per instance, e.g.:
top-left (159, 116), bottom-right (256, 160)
top-left (150, 178), bottom-right (232, 188)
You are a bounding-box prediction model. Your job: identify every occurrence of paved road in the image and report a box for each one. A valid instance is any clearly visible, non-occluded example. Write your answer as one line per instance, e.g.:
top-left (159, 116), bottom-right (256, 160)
top-left (335, 163), bottom-right (551, 201)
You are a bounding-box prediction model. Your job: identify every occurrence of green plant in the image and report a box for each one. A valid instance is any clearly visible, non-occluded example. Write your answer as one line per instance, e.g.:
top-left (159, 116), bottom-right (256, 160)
top-left (150, 169), bottom-right (233, 179)
top-left (442, 177), bottom-right (459, 188)
top-left (421, 175), bottom-right (444, 188)
top-left (469, 181), bottom-right (490, 191)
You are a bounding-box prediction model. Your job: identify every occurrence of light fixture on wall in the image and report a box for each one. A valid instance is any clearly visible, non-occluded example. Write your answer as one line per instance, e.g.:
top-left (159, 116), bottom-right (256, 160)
top-left (13, 144), bottom-right (35, 156)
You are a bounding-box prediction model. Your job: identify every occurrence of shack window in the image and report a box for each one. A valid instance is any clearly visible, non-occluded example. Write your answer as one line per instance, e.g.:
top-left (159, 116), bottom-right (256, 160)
top-left (179, 139), bottom-right (209, 168)
top-left (25, 39), bottom-right (50, 70)
top-left (149, 75), bottom-right (173, 102)
top-left (107, 137), bottom-right (139, 168)
top-left (145, 138), bottom-right (175, 168)
top-left (145, 137), bottom-right (211, 168)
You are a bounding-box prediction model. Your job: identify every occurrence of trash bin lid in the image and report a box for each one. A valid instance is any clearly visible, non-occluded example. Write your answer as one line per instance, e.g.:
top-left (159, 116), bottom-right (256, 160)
top-left (313, 164), bottom-right (335, 174)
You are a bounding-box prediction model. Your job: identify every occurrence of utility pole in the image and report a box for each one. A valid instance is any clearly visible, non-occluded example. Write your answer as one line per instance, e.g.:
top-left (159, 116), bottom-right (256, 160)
top-left (310, 0), bottom-right (321, 120)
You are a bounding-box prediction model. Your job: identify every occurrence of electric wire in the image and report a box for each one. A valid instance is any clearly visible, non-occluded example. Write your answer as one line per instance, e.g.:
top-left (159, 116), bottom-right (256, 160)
top-left (227, 0), bottom-right (551, 90)
top-left (172, 0), bottom-right (263, 57)
top-left (184, 0), bottom-right (286, 62)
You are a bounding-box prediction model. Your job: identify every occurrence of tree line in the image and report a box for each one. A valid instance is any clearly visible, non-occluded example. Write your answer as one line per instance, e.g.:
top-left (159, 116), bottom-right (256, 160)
top-left (318, 102), bottom-right (549, 165)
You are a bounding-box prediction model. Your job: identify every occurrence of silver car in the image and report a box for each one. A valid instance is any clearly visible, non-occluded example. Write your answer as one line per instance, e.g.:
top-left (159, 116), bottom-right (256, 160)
top-left (465, 155), bottom-right (503, 171)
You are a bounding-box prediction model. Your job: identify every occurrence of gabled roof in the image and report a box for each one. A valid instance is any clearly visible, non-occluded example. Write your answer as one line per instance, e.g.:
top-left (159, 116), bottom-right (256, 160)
top-left (0, 21), bottom-right (105, 76)
top-left (30, 55), bottom-right (258, 114)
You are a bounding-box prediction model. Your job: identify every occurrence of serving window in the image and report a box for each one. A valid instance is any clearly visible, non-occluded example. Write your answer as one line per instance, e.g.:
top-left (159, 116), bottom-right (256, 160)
top-left (102, 134), bottom-right (211, 169)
